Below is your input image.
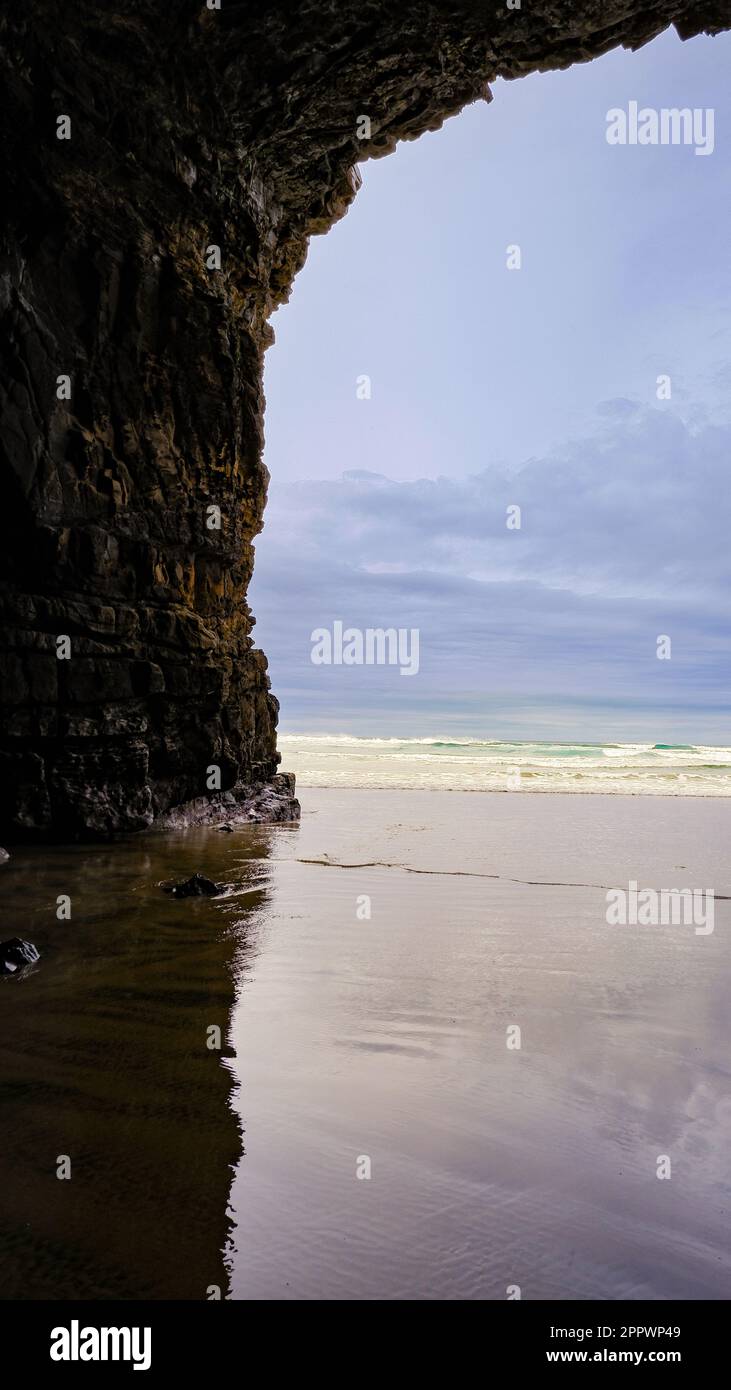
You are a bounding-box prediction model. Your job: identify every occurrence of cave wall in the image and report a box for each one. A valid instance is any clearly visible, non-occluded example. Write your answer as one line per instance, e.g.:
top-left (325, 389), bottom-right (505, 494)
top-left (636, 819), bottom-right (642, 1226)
top-left (0, 0), bottom-right (727, 837)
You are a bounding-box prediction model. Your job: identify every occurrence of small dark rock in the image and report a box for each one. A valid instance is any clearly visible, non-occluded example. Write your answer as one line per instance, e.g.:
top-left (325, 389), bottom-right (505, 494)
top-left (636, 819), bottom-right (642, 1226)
top-left (217, 824), bottom-right (234, 833)
top-left (1, 938), bottom-right (40, 975)
top-left (164, 872), bottom-right (224, 898)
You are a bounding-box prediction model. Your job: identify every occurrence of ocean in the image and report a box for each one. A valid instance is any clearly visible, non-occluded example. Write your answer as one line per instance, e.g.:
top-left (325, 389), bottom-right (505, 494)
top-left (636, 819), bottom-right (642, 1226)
top-left (278, 736), bottom-right (731, 795)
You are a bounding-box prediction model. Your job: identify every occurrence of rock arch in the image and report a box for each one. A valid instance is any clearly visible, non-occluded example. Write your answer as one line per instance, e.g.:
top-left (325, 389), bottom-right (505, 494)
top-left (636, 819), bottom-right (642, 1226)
top-left (0, 1), bottom-right (726, 836)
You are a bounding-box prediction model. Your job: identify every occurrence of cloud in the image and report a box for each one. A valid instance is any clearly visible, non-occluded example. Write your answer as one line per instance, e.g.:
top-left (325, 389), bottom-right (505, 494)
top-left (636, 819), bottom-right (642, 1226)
top-left (249, 405), bottom-right (731, 738)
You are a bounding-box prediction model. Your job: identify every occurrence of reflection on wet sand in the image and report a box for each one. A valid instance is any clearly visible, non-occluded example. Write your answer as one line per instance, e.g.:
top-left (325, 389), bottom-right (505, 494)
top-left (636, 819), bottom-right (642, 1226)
top-left (0, 825), bottom-right (285, 1300)
top-left (3, 789), bottom-right (731, 1302)
top-left (225, 789), bottom-right (731, 1301)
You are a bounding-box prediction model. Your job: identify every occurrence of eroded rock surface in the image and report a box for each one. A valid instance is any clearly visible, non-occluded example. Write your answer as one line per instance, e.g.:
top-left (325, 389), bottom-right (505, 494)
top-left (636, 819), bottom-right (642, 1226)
top-left (163, 873), bottom-right (223, 899)
top-left (0, 1), bottom-right (727, 838)
top-left (155, 771), bottom-right (300, 829)
top-left (0, 938), bottom-right (40, 976)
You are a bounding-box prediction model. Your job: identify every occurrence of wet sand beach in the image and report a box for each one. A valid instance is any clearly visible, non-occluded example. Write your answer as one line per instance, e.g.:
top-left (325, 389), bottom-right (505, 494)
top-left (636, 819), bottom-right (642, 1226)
top-left (227, 789), bottom-right (731, 1300)
top-left (1, 788), bottom-right (730, 1299)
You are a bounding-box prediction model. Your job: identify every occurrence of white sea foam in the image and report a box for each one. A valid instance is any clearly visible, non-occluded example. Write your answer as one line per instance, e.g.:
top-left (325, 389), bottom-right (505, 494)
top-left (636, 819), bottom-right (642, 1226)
top-left (277, 736), bottom-right (731, 795)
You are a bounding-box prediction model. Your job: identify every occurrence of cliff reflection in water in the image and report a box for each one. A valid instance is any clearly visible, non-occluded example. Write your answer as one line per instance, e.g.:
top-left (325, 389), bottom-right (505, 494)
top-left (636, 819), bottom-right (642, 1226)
top-left (0, 824), bottom-right (285, 1300)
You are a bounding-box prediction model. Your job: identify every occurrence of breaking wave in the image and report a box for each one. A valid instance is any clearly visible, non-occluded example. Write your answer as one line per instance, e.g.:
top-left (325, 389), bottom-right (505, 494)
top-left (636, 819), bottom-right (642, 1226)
top-left (277, 736), bottom-right (731, 795)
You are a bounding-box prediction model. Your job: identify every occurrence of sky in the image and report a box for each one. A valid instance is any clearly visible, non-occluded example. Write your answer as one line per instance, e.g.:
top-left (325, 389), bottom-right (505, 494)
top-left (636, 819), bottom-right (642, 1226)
top-left (249, 26), bottom-right (731, 743)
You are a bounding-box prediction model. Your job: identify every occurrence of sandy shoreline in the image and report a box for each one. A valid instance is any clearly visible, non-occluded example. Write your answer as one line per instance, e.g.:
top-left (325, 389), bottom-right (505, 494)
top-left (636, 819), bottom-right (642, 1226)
top-left (293, 782), bottom-right (730, 797)
top-left (226, 788), bottom-right (731, 1299)
top-left (1, 787), bottom-right (729, 1299)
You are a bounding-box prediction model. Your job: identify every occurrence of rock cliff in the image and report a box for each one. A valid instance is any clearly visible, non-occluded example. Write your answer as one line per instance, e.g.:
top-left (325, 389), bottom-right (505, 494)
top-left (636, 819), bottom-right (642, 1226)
top-left (0, 1), bottom-right (727, 837)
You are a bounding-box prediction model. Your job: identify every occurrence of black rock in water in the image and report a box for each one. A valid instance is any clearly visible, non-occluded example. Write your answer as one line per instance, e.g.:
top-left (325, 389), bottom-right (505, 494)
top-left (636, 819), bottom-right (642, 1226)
top-left (164, 873), bottom-right (224, 899)
top-left (217, 825), bottom-right (234, 833)
top-left (1, 938), bottom-right (40, 975)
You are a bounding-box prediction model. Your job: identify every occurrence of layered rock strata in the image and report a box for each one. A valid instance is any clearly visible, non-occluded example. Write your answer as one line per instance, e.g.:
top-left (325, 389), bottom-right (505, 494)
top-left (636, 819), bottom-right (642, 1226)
top-left (0, 1), bottom-right (727, 837)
